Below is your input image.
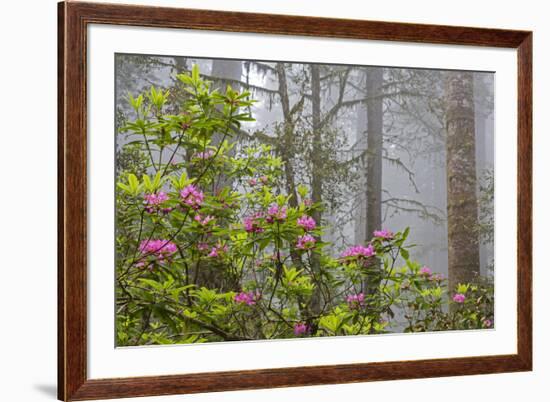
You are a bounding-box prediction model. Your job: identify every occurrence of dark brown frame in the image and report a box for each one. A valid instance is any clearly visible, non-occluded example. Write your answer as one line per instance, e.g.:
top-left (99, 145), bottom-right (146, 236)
top-left (58, 1), bottom-right (532, 400)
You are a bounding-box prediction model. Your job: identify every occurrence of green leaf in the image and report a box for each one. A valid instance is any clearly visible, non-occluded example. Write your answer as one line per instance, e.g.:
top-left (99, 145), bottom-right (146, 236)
top-left (192, 64), bottom-right (200, 83)
top-left (138, 278), bottom-right (164, 292)
top-left (117, 182), bottom-right (131, 194)
top-left (142, 175), bottom-right (152, 192)
top-left (297, 184), bottom-right (308, 198)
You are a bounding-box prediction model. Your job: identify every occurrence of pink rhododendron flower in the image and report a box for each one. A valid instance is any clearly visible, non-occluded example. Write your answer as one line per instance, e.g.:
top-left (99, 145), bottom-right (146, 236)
top-left (193, 149), bottom-right (215, 160)
top-left (139, 239), bottom-right (177, 264)
top-left (419, 266), bottom-right (432, 276)
top-left (234, 291), bottom-right (260, 306)
top-left (266, 204), bottom-right (287, 223)
top-left (303, 199), bottom-right (313, 207)
top-left (293, 323), bottom-right (309, 336)
top-left (194, 214), bottom-right (214, 226)
top-left (453, 293), bottom-right (466, 303)
top-left (144, 191), bottom-right (168, 206)
top-left (341, 244), bottom-right (375, 260)
top-left (143, 192), bottom-right (169, 213)
top-left (296, 234), bottom-right (316, 250)
top-left (243, 212), bottom-right (264, 233)
top-left (197, 242), bottom-right (209, 252)
top-left (346, 293), bottom-right (365, 309)
top-left (297, 215), bottom-right (316, 231)
top-left (373, 229), bottom-right (394, 240)
top-left (248, 178), bottom-right (258, 186)
top-left (208, 243), bottom-right (228, 258)
top-left (483, 319), bottom-right (493, 328)
top-left (180, 184), bottom-right (204, 209)
top-left (430, 273), bottom-right (445, 282)
top-left (260, 175), bottom-right (268, 184)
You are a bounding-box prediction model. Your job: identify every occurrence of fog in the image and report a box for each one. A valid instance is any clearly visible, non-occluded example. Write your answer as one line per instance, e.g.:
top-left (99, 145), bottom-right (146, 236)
top-left (115, 54), bottom-right (494, 282)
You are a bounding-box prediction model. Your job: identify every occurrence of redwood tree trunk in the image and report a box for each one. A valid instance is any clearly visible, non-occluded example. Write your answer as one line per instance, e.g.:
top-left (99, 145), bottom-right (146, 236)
top-left (275, 63), bottom-right (300, 207)
top-left (365, 67), bottom-right (384, 242)
top-left (309, 64), bottom-right (323, 314)
top-left (444, 71), bottom-right (480, 292)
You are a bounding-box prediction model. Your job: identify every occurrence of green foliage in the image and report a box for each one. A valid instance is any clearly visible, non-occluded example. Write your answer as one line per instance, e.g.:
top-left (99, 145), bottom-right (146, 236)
top-left (115, 66), bottom-right (493, 346)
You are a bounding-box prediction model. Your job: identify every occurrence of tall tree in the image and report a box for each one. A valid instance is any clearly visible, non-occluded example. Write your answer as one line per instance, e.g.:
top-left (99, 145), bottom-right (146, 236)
top-left (309, 64), bottom-right (323, 313)
top-left (365, 67), bottom-right (384, 242)
top-left (275, 62), bottom-right (300, 207)
top-left (444, 71), bottom-right (480, 291)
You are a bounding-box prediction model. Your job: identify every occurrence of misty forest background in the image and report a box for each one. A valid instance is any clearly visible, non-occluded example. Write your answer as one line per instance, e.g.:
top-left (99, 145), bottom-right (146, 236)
top-left (116, 54), bottom-right (494, 294)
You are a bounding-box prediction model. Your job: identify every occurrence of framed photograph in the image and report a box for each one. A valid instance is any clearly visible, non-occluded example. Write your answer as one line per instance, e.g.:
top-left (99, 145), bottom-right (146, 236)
top-left (58, 1), bottom-right (532, 400)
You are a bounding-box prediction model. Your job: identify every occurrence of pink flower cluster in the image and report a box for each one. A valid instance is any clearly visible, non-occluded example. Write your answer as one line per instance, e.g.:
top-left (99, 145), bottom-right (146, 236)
top-left (248, 176), bottom-right (267, 187)
top-left (180, 184), bottom-right (204, 210)
top-left (143, 192), bottom-right (170, 214)
top-left (297, 215), bottom-right (316, 231)
top-left (266, 204), bottom-right (287, 223)
top-left (373, 229), bottom-right (394, 240)
top-left (346, 293), bottom-right (365, 309)
top-left (144, 191), bottom-right (168, 206)
top-left (419, 266), bottom-right (432, 276)
top-left (194, 214), bottom-right (214, 226)
top-left (341, 244), bottom-right (375, 260)
top-left (193, 149), bottom-right (215, 160)
top-left (429, 273), bottom-right (445, 282)
top-left (208, 243), bottom-right (228, 258)
top-left (293, 323), bottom-right (309, 336)
top-left (243, 212), bottom-right (265, 234)
top-left (453, 293), bottom-right (466, 303)
top-left (296, 234), bottom-right (316, 250)
top-left (138, 239), bottom-right (177, 265)
top-left (197, 242), bottom-right (210, 252)
top-left (234, 291), bottom-right (260, 306)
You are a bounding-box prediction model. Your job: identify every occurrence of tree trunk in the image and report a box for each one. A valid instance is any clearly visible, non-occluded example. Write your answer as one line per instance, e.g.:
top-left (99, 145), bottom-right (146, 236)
top-left (474, 74), bottom-right (488, 275)
top-left (444, 71), bottom-right (480, 292)
top-left (365, 67), bottom-right (384, 242)
top-left (362, 67), bottom-right (385, 311)
top-left (310, 64), bottom-right (323, 314)
top-left (275, 63), bottom-right (300, 207)
top-left (172, 56), bottom-right (188, 75)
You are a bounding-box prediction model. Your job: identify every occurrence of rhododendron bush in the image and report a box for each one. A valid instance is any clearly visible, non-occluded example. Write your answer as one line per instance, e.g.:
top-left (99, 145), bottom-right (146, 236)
top-left (115, 66), bottom-right (493, 346)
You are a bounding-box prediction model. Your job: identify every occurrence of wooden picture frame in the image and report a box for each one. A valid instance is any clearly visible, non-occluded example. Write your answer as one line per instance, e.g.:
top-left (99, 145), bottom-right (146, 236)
top-left (58, 1), bottom-right (532, 400)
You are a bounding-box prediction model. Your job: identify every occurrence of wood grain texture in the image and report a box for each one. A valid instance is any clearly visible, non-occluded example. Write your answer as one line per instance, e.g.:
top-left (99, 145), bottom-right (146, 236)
top-left (57, 3), bottom-right (65, 400)
top-left (64, 1), bottom-right (530, 47)
top-left (69, 354), bottom-right (529, 401)
top-left (59, 1), bottom-right (88, 400)
top-left (516, 33), bottom-right (533, 370)
top-left (58, 1), bottom-right (533, 400)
